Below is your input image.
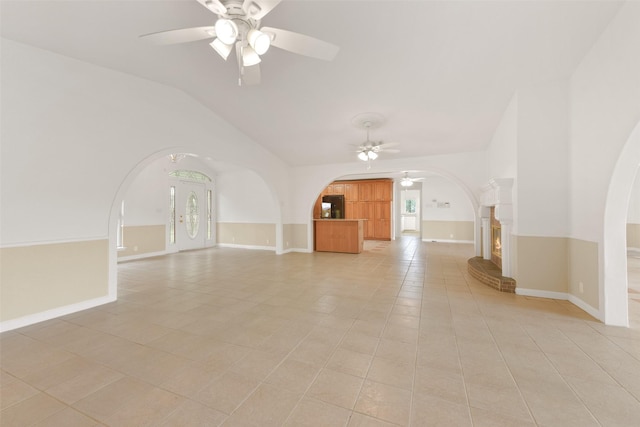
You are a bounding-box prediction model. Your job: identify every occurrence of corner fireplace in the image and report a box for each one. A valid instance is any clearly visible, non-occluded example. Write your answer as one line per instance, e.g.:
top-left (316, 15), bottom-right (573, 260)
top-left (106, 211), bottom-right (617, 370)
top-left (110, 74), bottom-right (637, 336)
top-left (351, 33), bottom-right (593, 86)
top-left (467, 179), bottom-right (515, 293)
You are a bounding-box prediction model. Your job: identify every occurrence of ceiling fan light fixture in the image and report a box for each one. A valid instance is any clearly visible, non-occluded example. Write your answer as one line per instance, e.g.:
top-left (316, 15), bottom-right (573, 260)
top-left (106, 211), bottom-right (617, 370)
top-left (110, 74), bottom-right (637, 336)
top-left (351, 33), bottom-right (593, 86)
top-left (368, 151), bottom-right (378, 160)
top-left (214, 18), bottom-right (238, 45)
top-left (358, 151), bottom-right (369, 161)
top-left (210, 38), bottom-right (233, 60)
top-left (241, 46), bottom-right (261, 66)
top-left (401, 178), bottom-right (414, 187)
top-left (248, 29), bottom-right (271, 55)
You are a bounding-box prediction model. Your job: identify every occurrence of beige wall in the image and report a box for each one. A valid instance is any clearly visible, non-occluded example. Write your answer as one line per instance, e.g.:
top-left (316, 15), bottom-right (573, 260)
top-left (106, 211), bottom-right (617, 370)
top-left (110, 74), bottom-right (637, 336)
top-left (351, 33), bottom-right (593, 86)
top-left (217, 223), bottom-right (276, 247)
top-left (568, 238), bottom-right (599, 309)
top-left (422, 220), bottom-right (474, 242)
top-left (118, 225), bottom-right (166, 258)
top-left (283, 224), bottom-right (308, 251)
top-left (0, 239), bottom-right (109, 322)
top-left (514, 236), bottom-right (599, 310)
top-left (628, 223), bottom-right (640, 249)
top-left (515, 236), bottom-right (568, 294)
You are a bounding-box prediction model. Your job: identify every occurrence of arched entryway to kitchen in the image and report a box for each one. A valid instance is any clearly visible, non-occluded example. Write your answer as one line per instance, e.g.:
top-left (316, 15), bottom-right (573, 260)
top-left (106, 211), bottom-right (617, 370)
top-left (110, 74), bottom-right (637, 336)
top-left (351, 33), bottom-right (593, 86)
top-left (309, 170), bottom-right (479, 255)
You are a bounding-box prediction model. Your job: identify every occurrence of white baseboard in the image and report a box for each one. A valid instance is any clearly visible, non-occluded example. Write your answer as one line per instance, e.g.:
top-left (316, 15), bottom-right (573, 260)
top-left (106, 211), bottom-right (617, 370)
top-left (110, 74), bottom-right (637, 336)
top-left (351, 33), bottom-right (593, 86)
top-left (281, 248), bottom-right (313, 254)
top-left (515, 288), bottom-right (601, 321)
top-left (515, 288), bottom-right (568, 300)
top-left (422, 239), bottom-right (474, 244)
top-left (117, 250), bottom-right (168, 262)
top-left (567, 294), bottom-right (602, 321)
top-left (217, 243), bottom-right (275, 251)
top-left (0, 295), bottom-right (116, 333)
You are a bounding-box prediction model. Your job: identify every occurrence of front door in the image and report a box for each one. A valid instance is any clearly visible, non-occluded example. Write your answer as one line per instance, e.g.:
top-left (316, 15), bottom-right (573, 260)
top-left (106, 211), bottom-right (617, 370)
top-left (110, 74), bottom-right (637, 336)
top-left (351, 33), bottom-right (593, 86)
top-left (176, 181), bottom-right (206, 251)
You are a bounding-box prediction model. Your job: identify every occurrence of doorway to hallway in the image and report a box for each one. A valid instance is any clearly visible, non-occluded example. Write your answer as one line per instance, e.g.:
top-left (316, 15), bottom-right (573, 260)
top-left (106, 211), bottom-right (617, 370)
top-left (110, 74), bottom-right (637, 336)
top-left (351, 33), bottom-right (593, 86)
top-left (400, 188), bottom-right (421, 235)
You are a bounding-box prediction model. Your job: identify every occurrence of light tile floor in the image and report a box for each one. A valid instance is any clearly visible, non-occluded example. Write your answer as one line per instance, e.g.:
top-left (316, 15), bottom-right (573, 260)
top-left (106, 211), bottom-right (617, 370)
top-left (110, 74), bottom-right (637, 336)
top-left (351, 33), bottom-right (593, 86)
top-left (2, 237), bottom-right (640, 426)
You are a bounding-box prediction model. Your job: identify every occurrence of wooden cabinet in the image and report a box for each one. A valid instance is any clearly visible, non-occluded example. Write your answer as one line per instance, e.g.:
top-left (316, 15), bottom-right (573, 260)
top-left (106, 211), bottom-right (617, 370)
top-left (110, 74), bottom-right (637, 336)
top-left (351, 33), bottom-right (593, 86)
top-left (374, 181), bottom-right (392, 201)
top-left (314, 179), bottom-right (392, 240)
top-left (361, 202), bottom-right (375, 239)
top-left (374, 202), bottom-right (391, 239)
top-left (314, 220), bottom-right (364, 254)
top-left (345, 183), bottom-right (358, 202)
top-left (358, 182), bottom-right (374, 201)
top-left (345, 201), bottom-right (359, 219)
top-left (332, 183), bottom-right (344, 195)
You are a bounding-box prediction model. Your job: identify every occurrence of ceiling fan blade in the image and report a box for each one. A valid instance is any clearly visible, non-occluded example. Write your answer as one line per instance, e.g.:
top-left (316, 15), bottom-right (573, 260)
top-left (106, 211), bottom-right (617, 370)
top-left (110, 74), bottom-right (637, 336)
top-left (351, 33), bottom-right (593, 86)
top-left (379, 142), bottom-right (400, 148)
top-left (260, 27), bottom-right (339, 61)
top-left (196, 0), bottom-right (227, 15)
top-left (382, 149), bottom-right (401, 153)
top-left (242, 0), bottom-right (282, 20)
top-left (241, 63), bottom-right (261, 85)
top-left (140, 26), bottom-right (215, 45)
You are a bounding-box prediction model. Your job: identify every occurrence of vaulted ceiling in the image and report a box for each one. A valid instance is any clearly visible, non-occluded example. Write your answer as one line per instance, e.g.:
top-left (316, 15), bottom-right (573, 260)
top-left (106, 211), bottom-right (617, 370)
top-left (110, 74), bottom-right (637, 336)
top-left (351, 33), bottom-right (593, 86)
top-left (1, 0), bottom-right (623, 167)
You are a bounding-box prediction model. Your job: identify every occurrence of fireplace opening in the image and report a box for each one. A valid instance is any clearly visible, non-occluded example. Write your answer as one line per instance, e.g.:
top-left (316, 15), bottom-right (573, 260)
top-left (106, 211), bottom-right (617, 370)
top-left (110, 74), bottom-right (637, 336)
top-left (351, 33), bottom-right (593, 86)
top-left (490, 207), bottom-right (502, 269)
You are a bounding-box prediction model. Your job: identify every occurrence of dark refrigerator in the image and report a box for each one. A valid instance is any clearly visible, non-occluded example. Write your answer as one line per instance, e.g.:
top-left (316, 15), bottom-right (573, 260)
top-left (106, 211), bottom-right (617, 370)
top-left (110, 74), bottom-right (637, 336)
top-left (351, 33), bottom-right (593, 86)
top-left (321, 195), bottom-right (345, 219)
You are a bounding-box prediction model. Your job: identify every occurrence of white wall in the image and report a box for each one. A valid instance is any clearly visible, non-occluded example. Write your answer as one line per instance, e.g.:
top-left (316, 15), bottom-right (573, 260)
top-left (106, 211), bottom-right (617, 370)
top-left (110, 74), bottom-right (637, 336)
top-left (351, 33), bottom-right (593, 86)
top-left (485, 78), bottom-right (570, 238)
top-left (486, 92), bottom-right (519, 234)
top-left (488, 93), bottom-right (518, 180)
top-left (216, 168), bottom-right (278, 223)
top-left (421, 175), bottom-right (475, 221)
top-left (0, 39), bottom-right (293, 328)
top-left (516, 78), bottom-right (570, 237)
top-left (123, 158), bottom-right (171, 226)
top-left (0, 39), bottom-right (291, 247)
top-left (569, 2), bottom-right (640, 242)
top-left (628, 171), bottom-right (640, 224)
top-left (568, 1), bottom-right (640, 325)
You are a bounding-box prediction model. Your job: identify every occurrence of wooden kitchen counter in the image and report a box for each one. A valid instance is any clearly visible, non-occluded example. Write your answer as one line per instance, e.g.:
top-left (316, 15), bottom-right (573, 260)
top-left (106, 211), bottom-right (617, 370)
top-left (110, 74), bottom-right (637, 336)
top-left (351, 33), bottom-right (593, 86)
top-left (314, 219), bottom-right (365, 254)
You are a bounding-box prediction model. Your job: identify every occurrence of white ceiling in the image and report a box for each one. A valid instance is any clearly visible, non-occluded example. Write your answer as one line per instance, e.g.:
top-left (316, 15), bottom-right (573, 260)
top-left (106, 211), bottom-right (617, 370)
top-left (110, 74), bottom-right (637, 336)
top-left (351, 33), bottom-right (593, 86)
top-left (1, 0), bottom-right (623, 168)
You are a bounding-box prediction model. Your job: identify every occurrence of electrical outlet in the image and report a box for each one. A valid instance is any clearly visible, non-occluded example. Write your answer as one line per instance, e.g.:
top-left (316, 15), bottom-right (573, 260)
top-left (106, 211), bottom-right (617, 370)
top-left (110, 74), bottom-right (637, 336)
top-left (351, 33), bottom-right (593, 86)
top-left (449, 234), bottom-right (454, 238)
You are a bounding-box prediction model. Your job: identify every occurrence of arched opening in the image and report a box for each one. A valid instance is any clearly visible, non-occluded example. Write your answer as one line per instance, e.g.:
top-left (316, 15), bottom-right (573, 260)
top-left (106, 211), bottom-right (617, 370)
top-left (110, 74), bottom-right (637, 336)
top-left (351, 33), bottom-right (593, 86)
top-left (307, 169), bottom-right (479, 254)
top-left (107, 148), bottom-right (284, 299)
top-left (627, 172), bottom-right (640, 327)
top-left (603, 120), bottom-right (640, 326)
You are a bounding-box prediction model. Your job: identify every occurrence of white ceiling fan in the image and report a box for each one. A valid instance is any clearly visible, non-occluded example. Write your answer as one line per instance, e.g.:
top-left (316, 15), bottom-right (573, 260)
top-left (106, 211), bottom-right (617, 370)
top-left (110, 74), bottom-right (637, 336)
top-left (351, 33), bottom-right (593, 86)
top-left (140, 0), bottom-right (340, 85)
top-left (351, 113), bottom-right (399, 167)
top-left (399, 171), bottom-right (425, 187)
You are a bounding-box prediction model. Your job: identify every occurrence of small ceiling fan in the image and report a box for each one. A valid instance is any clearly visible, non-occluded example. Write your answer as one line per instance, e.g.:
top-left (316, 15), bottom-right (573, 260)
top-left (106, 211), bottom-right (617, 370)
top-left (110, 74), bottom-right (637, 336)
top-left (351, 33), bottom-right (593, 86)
top-left (351, 113), bottom-right (399, 167)
top-left (399, 171), bottom-right (425, 187)
top-left (140, 0), bottom-right (340, 85)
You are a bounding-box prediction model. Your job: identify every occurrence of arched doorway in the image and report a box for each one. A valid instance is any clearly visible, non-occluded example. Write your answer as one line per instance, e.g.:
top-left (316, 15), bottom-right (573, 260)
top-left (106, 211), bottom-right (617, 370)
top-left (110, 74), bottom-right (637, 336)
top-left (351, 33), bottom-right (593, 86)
top-left (308, 170), bottom-right (480, 253)
top-left (108, 149), bottom-right (284, 299)
top-left (627, 172), bottom-right (640, 327)
top-left (603, 121), bottom-right (640, 326)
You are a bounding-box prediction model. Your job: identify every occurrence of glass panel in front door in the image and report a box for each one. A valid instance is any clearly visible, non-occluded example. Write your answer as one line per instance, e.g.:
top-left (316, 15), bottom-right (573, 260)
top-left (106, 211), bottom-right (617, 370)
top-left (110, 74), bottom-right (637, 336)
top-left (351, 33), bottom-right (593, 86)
top-left (185, 191), bottom-right (200, 239)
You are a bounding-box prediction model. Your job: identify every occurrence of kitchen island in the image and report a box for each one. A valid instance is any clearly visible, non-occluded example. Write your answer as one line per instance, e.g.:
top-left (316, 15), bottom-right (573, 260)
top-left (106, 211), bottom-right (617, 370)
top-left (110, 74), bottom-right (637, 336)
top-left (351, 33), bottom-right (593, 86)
top-left (314, 219), bottom-right (365, 254)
